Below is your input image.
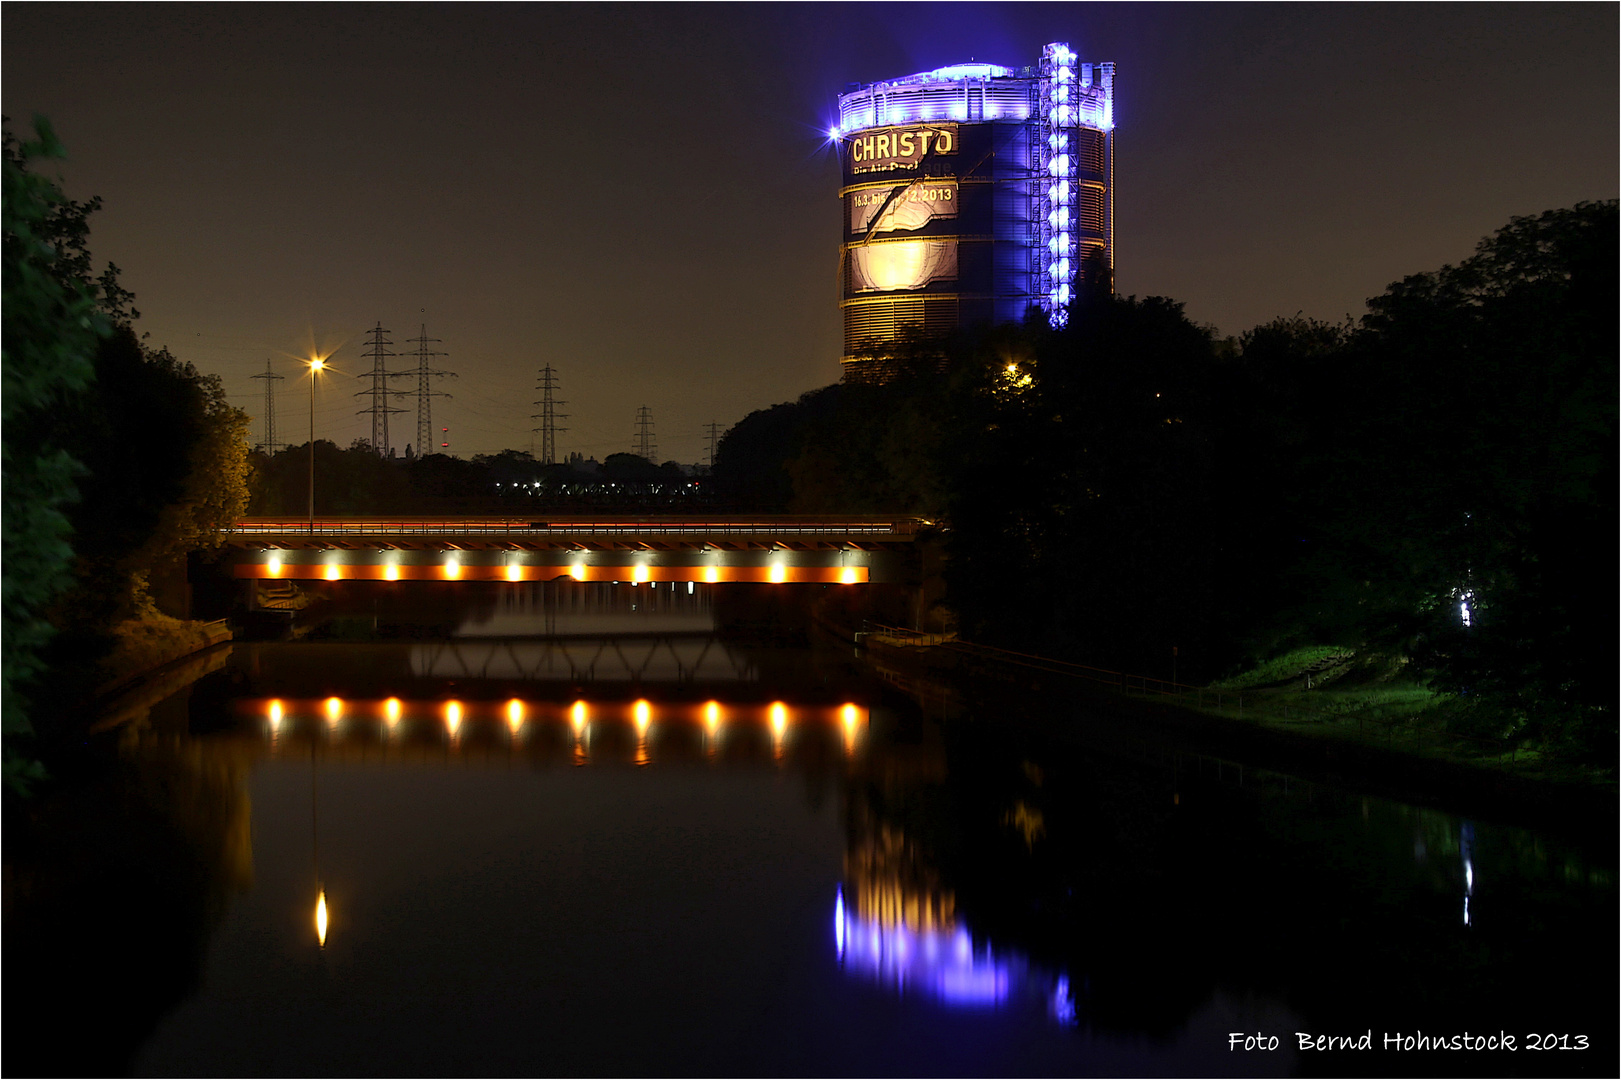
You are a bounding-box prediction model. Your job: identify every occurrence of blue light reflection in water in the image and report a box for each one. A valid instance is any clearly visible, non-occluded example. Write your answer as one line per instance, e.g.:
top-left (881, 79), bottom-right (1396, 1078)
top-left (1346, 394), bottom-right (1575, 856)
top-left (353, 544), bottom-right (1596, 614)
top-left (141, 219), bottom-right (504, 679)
top-left (832, 886), bottom-right (1072, 1021)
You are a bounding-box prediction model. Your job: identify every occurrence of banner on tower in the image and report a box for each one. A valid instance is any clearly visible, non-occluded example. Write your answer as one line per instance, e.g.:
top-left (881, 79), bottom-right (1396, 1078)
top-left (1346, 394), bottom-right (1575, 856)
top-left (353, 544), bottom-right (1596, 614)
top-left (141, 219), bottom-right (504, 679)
top-left (848, 239), bottom-right (958, 292)
top-left (848, 180), bottom-right (959, 235)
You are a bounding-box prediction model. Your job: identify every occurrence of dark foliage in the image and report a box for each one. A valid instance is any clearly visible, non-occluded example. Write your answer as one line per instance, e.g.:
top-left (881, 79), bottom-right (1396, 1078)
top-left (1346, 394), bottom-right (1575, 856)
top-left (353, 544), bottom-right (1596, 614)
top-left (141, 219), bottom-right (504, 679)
top-left (706, 203), bottom-right (1616, 760)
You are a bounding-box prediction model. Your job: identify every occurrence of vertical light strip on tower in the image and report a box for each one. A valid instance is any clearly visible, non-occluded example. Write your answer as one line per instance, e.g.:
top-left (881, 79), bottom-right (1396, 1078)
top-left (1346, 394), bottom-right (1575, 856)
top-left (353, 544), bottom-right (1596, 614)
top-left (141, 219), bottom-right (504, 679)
top-left (1039, 42), bottom-right (1078, 329)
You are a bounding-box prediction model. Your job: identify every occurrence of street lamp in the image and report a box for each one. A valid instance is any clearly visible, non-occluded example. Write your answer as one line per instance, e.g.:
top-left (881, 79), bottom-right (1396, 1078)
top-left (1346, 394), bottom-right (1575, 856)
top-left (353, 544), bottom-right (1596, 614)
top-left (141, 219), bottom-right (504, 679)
top-left (308, 357), bottom-right (325, 529)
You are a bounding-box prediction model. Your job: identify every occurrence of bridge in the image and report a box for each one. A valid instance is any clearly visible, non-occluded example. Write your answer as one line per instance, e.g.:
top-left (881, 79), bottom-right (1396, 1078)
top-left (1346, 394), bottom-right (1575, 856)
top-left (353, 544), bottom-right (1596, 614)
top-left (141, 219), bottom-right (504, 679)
top-left (220, 516), bottom-right (929, 585)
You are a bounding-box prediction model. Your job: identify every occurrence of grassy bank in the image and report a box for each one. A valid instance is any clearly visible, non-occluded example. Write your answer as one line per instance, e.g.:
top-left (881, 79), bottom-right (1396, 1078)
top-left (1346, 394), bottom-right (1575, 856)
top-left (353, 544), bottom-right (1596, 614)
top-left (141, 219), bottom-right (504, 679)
top-left (96, 612), bottom-right (233, 697)
top-left (1197, 646), bottom-right (1611, 786)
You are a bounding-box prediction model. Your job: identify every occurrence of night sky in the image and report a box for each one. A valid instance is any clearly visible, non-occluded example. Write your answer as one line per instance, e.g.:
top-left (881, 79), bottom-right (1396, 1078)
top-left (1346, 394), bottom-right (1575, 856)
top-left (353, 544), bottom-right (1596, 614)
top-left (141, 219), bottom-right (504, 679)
top-left (5, 4), bottom-right (1615, 463)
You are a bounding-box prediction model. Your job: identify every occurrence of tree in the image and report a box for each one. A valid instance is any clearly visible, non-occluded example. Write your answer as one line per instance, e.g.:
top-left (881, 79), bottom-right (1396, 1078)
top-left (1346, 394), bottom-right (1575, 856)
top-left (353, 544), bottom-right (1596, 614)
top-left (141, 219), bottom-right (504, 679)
top-left (942, 296), bottom-right (1230, 675)
top-left (2, 119), bottom-right (111, 788)
top-left (1314, 202), bottom-right (1618, 753)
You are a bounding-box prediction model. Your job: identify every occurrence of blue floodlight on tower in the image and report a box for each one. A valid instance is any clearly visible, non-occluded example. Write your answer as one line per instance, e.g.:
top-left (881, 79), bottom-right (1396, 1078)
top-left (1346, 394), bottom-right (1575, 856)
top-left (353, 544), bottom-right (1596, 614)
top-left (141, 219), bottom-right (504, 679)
top-left (833, 42), bottom-right (1114, 378)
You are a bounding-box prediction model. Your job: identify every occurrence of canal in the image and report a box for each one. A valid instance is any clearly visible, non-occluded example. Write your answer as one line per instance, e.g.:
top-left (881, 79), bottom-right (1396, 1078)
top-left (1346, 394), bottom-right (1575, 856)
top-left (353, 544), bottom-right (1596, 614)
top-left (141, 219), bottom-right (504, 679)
top-left (6, 582), bottom-right (1615, 1076)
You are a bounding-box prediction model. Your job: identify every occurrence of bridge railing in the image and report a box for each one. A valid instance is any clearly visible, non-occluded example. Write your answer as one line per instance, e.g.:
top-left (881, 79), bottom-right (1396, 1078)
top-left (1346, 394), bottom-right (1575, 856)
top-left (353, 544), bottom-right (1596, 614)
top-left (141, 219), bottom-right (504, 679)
top-left (226, 518), bottom-right (923, 539)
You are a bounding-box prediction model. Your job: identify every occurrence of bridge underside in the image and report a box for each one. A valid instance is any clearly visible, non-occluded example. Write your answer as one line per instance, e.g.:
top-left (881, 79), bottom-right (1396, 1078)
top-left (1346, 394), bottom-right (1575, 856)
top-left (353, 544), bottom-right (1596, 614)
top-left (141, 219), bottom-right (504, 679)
top-left (220, 517), bottom-right (923, 585)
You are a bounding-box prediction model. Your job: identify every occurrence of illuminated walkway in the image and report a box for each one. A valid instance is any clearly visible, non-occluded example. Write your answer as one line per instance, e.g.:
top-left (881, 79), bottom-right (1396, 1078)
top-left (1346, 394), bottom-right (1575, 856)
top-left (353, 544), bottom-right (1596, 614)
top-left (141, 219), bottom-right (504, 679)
top-left (222, 516), bottom-right (926, 584)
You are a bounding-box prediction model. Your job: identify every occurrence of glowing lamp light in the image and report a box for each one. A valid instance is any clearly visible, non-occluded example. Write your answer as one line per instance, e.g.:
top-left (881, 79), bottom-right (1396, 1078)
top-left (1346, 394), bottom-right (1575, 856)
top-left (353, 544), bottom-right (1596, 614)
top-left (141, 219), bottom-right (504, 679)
top-left (267, 553), bottom-right (283, 576)
top-left (506, 698), bottom-right (525, 734)
top-left (324, 696), bottom-right (343, 726)
top-left (445, 700), bottom-right (463, 736)
top-left (444, 557), bottom-right (461, 579)
top-left (325, 564), bottom-right (341, 581)
top-left (633, 563), bottom-right (649, 584)
top-left (770, 701), bottom-right (789, 739)
top-left (570, 700), bottom-right (589, 735)
top-left (633, 699), bottom-right (652, 736)
top-left (267, 699), bottom-right (284, 732)
top-left (769, 562), bottom-right (787, 584)
top-left (570, 561), bottom-right (586, 581)
top-left (704, 700), bottom-right (722, 736)
top-left (384, 696), bottom-right (402, 727)
top-left (384, 564), bottom-right (400, 581)
top-left (315, 889), bottom-right (328, 947)
top-left (506, 563), bottom-right (523, 582)
top-left (704, 565), bottom-right (720, 584)
top-left (840, 566), bottom-right (858, 585)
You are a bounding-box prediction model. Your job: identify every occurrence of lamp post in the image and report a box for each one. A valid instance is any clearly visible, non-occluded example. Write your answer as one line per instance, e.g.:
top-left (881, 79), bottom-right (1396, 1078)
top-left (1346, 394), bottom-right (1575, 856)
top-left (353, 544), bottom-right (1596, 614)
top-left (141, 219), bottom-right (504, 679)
top-left (308, 357), bottom-right (325, 529)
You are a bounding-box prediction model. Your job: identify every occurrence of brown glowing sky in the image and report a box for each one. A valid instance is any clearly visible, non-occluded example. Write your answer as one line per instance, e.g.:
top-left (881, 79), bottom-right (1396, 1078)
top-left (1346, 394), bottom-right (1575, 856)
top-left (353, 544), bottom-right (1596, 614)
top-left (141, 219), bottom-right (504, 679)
top-left (5, 4), bottom-right (1615, 463)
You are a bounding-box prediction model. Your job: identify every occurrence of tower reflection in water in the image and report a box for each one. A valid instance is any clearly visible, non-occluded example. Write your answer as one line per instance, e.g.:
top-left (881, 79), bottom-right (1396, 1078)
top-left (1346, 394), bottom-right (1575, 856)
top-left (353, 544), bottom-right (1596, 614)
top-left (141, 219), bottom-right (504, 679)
top-left (833, 820), bottom-right (1073, 1022)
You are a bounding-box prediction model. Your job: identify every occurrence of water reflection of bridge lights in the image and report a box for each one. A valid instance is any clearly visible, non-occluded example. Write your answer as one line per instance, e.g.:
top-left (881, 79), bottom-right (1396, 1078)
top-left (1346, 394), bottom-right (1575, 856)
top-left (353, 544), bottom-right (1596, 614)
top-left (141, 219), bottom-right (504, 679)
top-left (770, 701), bottom-right (789, 761)
top-left (833, 886), bottom-right (1071, 1020)
top-left (840, 703), bottom-right (861, 754)
top-left (633, 699), bottom-right (652, 765)
top-left (242, 697), bottom-right (868, 764)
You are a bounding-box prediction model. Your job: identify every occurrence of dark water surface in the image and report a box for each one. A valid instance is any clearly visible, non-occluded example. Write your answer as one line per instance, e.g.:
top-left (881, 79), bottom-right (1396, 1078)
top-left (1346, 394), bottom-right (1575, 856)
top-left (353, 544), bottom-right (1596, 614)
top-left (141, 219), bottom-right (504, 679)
top-left (13, 584), bottom-right (1614, 1077)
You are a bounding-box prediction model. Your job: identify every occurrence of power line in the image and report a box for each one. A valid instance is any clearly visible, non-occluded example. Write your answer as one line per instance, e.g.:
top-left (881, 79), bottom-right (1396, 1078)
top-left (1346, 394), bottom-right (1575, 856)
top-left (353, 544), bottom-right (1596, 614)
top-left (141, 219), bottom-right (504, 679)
top-left (402, 323), bottom-right (455, 459)
top-left (250, 359), bottom-right (286, 453)
top-left (632, 405), bottom-right (657, 462)
top-left (354, 322), bottom-right (409, 455)
top-left (531, 365), bottom-right (569, 465)
top-left (704, 420), bottom-right (723, 468)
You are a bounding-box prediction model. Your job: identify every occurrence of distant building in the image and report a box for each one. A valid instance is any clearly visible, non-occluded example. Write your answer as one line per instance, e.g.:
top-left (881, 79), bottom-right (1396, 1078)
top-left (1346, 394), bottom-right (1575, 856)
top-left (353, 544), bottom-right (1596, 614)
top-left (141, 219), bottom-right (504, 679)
top-left (833, 44), bottom-right (1114, 380)
top-left (566, 453), bottom-right (602, 475)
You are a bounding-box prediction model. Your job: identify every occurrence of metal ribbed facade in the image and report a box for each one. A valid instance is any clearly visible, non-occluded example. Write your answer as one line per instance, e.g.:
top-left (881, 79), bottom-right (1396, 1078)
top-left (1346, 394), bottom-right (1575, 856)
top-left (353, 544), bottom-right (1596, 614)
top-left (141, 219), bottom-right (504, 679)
top-left (833, 46), bottom-right (1114, 371)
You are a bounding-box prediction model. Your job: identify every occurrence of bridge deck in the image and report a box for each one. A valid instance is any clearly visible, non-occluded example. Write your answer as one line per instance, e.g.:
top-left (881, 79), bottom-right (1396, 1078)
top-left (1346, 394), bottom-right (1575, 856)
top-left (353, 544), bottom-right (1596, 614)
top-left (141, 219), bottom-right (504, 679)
top-left (221, 517), bottom-right (927, 584)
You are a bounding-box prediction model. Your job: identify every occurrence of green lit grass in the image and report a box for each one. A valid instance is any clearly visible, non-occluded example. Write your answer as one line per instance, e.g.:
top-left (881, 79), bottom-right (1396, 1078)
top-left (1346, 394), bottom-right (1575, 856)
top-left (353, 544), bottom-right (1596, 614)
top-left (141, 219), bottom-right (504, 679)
top-left (1189, 651), bottom-right (1611, 783)
top-left (1210, 645), bottom-right (1353, 691)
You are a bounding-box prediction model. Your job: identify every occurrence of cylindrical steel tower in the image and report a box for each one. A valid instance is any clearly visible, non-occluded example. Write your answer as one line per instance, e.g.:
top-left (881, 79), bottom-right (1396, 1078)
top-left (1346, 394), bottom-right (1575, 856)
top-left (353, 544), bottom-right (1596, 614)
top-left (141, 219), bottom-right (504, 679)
top-left (833, 44), bottom-right (1114, 379)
